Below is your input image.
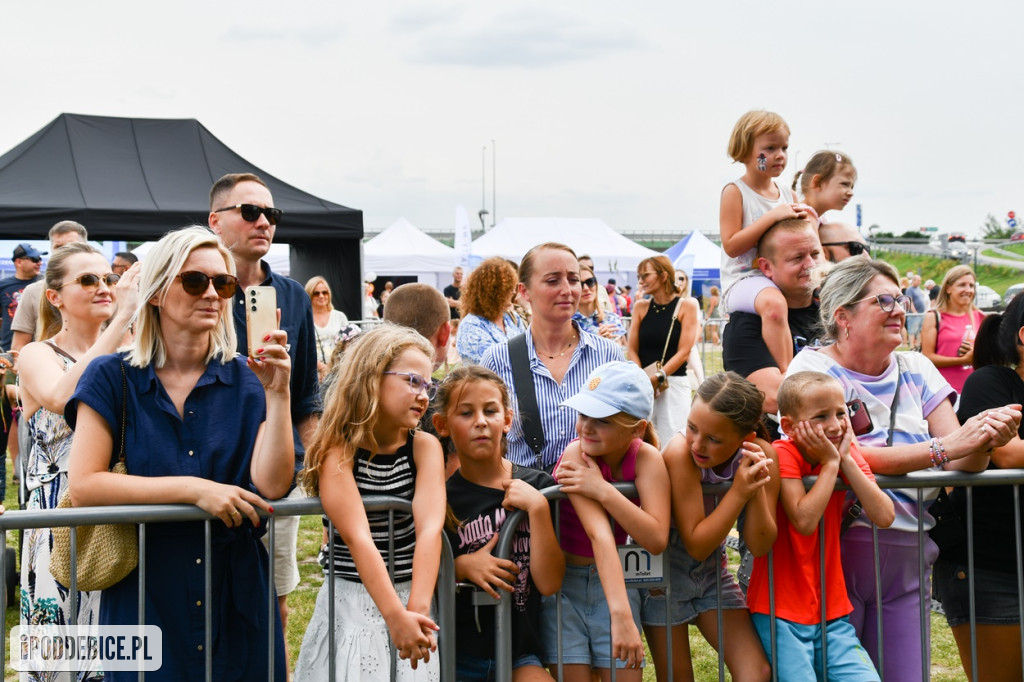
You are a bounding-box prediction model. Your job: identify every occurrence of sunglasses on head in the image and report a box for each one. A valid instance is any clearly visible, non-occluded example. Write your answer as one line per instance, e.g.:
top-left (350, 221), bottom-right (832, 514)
top-left (822, 241), bottom-right (871, 256)
top-left (581, 277), bottom-right (598, 289)
top-left (213, 203), bottom-right (283, 225)
top-left (56, 273), bottom-right (121, 290)
top-left (175, 271), bottom-right (239, 298)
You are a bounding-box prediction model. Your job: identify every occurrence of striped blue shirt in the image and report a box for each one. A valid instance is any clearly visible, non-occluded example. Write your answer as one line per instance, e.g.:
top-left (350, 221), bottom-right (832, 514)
top-left (482, 323), bottom-right (625, 468)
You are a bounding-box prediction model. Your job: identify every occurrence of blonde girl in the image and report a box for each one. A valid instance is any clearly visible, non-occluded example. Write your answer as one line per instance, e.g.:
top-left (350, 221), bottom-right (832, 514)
top-left (546, 361), bottom-right (671, 681)
top-left (296, 324), bottom-right (445, 681)
top-left (643, 372), bottom-right (776, 682)
top-left (792, 150), bottom-right (858, 225)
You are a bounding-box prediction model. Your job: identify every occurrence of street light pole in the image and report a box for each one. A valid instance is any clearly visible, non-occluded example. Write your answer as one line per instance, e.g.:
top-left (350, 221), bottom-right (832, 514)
top-left (491, 139), bottom-right (496, 227)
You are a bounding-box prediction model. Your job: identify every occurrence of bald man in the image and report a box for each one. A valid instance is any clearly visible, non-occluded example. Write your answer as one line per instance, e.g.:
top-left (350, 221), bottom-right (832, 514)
top-left (819, 222), bottom-right (870, 262)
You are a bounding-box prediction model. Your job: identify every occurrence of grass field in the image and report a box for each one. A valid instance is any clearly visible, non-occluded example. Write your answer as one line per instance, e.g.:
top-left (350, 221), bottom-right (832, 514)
top-left (1, 458), bottom-right (970, 681)
top-left (873, 248), bottom-right (1024, 294)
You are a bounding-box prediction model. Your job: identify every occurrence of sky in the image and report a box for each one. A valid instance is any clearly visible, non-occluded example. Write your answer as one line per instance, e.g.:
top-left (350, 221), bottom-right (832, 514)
top-left (3, 1), bottom-right (1023, 240)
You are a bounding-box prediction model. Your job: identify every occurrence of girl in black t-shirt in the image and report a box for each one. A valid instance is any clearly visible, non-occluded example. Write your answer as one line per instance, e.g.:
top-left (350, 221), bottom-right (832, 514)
top-left (433, 365), bottom-right (564, 680)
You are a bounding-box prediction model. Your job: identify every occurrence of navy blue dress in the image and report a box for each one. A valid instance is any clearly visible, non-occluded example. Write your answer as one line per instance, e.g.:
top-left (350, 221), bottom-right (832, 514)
top-left (66, 353), bottom-right (286, 681)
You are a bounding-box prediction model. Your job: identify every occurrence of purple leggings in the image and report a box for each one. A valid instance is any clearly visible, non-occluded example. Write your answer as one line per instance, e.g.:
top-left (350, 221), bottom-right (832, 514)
top-left (840, 526), bottom-right (939, 682)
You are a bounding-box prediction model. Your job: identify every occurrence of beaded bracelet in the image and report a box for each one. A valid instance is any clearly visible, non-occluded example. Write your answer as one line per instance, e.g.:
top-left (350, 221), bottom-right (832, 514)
top-left (929, 437), bottom-right (949, 468)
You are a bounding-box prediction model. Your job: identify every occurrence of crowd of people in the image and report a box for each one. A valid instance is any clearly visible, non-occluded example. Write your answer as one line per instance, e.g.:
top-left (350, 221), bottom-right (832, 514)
top-left (3, 108), bottom-right (1022, 682)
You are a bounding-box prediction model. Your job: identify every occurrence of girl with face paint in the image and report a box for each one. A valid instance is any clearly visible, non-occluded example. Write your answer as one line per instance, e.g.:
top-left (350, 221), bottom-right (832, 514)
top-left (720, 110), bottom-right (814, 375)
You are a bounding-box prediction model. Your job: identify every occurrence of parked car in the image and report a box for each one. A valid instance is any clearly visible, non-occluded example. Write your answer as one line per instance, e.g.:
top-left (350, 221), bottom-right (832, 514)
top-left (975, 284), bottom-right (1003, 311)
top-left (1005, 282), bottom-right (1024, 302)
top-left (1011, 231), bottom-right (1024, 241)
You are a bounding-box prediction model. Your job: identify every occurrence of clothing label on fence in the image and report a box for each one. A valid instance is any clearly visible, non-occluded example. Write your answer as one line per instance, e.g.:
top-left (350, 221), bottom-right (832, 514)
top-left (11, 625), bottom-right (163, 672)
top-left (617, 545), bottom-right (664, 586)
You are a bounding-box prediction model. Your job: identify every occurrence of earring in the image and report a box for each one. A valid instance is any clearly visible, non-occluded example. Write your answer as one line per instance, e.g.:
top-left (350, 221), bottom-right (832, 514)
top-left (845, 327), bottom-right (850, 339)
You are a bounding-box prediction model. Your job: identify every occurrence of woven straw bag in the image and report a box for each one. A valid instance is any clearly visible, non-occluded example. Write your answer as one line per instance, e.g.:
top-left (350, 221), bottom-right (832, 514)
top-left (50, 362), bottom-right (138, 591)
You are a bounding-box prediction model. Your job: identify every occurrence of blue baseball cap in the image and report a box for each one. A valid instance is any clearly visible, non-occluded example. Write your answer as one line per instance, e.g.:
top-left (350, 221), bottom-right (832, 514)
top-left (12, 243), bottom-right (45, 260)
top-left (561, 361), bottom-right (654, 420)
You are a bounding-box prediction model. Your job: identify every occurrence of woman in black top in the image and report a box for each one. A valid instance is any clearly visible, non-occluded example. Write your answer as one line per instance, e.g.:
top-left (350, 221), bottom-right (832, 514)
top-left (936, 290), bottom-right (1024, 682)
top-left (627, 255), bottom-right (699, 447)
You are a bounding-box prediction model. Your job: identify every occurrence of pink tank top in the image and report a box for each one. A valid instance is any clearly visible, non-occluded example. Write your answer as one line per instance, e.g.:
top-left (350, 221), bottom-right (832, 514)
top-left (555, 438), bottom-right (643, 557)
top-left (934, 309), bottom-right (984, 392)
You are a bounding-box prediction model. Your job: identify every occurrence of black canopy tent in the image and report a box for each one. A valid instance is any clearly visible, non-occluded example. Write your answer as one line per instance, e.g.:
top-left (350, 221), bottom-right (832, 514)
top-left (0, 113), bottom-right (363, 318)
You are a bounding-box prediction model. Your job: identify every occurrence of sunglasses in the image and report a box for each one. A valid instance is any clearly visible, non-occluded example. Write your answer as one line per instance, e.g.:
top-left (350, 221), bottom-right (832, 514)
top-left (853, 293), bottom-right (912, 313)
top-left (213, 203), bottom-right (283, 226)
top-left (581, 277), bottom-right (598, 289)
top-left (175, 271), bottom-right (240, 298)
top-left (384, 371), bottom-right (438, 399)
top-left (822, 241), bottom-right (871, 256)
top-left (312, 290), bottom-right (329, 297)
top-left (56, 273), bottom-right (121, 290)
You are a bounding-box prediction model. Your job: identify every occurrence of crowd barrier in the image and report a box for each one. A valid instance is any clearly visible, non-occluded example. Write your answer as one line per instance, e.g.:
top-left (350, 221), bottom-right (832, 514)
top-left (2, 470), bottom-right (1021, 681)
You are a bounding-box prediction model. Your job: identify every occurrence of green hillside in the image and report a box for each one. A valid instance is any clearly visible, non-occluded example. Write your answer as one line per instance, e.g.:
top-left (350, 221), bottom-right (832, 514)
top-left (873, 249), bottom-right (1024, 294)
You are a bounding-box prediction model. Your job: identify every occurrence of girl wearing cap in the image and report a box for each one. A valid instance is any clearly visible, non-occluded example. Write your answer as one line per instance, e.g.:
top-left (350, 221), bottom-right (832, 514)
top-left (544, 360), bottom-right (671, 680)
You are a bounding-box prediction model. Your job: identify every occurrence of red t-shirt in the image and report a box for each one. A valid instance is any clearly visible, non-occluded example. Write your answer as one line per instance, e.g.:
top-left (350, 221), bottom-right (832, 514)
top-left (747, 440), bottom-right (874, 625)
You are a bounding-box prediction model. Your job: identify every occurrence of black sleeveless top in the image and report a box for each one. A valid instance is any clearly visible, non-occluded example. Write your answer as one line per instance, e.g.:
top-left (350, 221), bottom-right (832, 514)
top-left (637, 296), bottom-right (688, 376)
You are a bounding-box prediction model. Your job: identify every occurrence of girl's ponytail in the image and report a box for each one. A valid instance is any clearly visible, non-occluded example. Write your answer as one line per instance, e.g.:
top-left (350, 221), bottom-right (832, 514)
top-left (791, 170), bottom-right (804, 193)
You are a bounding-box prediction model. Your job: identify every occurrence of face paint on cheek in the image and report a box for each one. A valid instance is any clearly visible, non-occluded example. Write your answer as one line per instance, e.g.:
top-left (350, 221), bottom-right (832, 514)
top-left (757, 154), bottom-right (767, 172)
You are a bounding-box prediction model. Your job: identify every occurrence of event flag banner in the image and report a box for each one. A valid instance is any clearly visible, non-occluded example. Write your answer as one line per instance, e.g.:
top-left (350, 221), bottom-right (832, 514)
top-left (454, 205), bottom-right (472, 269)
top-left (11, 625), bottom-right (162, 673)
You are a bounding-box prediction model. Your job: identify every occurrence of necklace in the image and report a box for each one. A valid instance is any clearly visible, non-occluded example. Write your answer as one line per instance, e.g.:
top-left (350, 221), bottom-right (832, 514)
top-left (537, 333), bottom-right (577, 359)
top-left (649, 297), bottom-right (674, 314)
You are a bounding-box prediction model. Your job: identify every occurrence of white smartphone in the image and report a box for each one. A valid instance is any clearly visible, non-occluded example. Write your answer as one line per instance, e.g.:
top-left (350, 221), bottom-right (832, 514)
top-left (245, 286), bottom-right (277, 357)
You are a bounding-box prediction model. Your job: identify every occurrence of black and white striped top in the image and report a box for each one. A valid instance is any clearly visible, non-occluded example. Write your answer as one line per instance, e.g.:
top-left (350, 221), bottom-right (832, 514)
top-left (327, 433), bottom-right (418, 582)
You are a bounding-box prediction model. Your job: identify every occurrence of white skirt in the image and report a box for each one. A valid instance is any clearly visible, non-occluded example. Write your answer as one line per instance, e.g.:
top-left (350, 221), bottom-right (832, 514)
top-left (652, 374), bottom-right (692, 449)
top-left (294, 576), bottom-right (440, 682)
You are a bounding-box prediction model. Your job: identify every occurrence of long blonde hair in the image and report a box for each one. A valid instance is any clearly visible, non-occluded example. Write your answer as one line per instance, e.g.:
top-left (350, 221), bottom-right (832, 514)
top-left (301, 323), bottom-right (433, 496)
top-left (125, 226), bottom-right (237, 368)
top-left (935, 264), bottom-right (979, 313)
top-left (38, 242), bottom-right (104, 342)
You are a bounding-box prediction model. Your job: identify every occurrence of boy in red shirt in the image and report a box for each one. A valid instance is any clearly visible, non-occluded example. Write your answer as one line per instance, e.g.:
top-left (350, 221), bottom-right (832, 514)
top-left (747, 371), bottom-right (894, 680)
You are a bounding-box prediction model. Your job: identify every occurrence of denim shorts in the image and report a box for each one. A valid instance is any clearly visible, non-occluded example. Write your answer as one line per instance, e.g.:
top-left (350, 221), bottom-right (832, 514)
top-left (540, 563), bottom-right (644, 669)
top-left (455, 652), bottom-right (544, 681)
top-left (640, 531), bottom-right (747, 627)
top-left (933, 557), bottom-right (1022, 626)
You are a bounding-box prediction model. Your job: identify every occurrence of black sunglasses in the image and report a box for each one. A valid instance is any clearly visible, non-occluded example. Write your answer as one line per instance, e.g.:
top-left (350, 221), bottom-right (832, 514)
top-left (56, 273), bottom-right (121, 290)
top-left (213, 203), bottom-right (283, 226)
top-left (175, 271), bottom-right (239, 298)
top-left (822, 241), bottom-right (870, 256)
top-left (582, 277), bottom-right (598, 288)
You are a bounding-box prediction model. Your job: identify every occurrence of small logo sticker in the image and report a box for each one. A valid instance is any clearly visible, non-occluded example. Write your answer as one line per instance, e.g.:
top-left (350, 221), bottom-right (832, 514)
top-left (588, 377), bottom-right (601, 390)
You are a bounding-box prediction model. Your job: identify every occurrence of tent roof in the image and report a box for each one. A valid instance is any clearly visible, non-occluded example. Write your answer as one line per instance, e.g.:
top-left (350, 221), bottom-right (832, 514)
top-left (0, 113), bottom-right (362, 241)
top-left (472, 218), bottom-right (659, 273)
top-left (669, 231), bottom-right (722, 280)
top-left (364, 217), bottom-right (455, 273)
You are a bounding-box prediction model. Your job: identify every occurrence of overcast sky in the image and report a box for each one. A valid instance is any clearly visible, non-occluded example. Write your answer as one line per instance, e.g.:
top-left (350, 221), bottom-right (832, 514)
top-left (3, 1), bottom-right (1022, 239)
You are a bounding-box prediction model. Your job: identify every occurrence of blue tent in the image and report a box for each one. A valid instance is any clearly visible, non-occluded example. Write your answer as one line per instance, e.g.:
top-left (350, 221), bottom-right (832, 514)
top-left (664, 231), bottom-right (721, 281)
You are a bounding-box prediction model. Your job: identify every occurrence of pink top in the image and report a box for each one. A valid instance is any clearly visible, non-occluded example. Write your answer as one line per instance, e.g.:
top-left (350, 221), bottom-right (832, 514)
top-left (934, 309), bottom-right (984, 392)
top-left (555, 438), bottom-right (642, 557)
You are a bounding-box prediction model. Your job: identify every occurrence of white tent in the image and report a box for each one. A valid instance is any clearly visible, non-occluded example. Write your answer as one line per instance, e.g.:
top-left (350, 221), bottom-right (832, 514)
top-left (669, 230), bottom-right (722, 282)
top-left (364, 217), bottom-right (456, 289)
top-left (471, 218), bottom-right (660, 287)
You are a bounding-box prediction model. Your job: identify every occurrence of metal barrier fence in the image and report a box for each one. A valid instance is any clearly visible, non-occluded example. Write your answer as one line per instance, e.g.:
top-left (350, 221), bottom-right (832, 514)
top-left (0, 495), bottom-right (456, 682)
top-left (3, 469), bottom-right (1022, 681)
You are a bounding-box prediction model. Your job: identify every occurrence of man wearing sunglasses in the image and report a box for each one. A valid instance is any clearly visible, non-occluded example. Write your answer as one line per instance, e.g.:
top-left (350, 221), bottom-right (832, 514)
top-left (819, 222), bottom-right (871, 263)
top-left (0, 243), bottom-right (44, 352)
top-left (10, 221), bottom-right (89, 352)
top-left (209, 172), bottom-right (319, 643)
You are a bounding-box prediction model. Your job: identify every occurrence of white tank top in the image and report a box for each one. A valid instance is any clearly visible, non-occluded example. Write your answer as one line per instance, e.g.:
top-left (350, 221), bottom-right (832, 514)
top-left (720, 178), bottom-right (795, 298)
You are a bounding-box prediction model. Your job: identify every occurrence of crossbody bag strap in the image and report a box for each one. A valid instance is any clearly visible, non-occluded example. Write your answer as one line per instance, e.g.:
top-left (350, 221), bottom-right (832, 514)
top-left (43, 340), bottom-right (78, 364)
top-left (508, 334), bottom-right (545, 463)
top-left (116, 361), bottom-right (128, 468)
top-left (658, 297), bottom-right (684, 366)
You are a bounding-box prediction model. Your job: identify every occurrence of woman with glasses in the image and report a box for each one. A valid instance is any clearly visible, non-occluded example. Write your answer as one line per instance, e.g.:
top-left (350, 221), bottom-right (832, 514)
top-left (66, 227), bottom-right (294, 681)
top-left (785, 257), bottom-right (1020, 680)
top-left (456, 257), bottom-right (527, 365)
top-left (922, 264), bottom-right (986, 394)
top-left (17, 243), bottom-right (139, 679)
top-left (573, 264), bottom-right (626, 343)
top-left (304, 275), bottom-right (349, 380)
top-left (627, 255), bottom-right (699, 448)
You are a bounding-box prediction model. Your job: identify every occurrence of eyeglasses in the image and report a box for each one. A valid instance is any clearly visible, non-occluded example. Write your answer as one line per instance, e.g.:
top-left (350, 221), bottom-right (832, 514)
top-left (821, 241), bottom-right (871, 256)
top-left (581, 277), bottom-right (598, 289)
top-left (854, 293), bottom-right (912, 313)
top-left (55, 273), bottom-right (121, 290)
top-left (213, 203), bottom-right (283, 226)
top-left (384, 371), bottom-right (438, 399)
top-left (175, 271), bottom-right (240, 298)
top-left (637, 271), bottom-right (657, 280)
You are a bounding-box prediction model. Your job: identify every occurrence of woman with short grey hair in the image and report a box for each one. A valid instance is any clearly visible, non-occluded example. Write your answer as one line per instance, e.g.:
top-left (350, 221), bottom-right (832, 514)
top-left (786, 256), bottom-right (1021, 680)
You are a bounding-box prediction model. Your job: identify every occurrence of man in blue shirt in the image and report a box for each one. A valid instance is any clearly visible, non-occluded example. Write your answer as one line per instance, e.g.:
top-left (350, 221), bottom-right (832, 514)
top-left (209, 173), bottom-right (319, 643)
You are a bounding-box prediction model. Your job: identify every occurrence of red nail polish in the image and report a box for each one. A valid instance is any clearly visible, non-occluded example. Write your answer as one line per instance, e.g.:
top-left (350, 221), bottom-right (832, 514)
top-left (264, 334), bottom-right (271, 341)
top-left (256, 348), bottom-right (264, 354)
top-left (268, 506), bottom-right (275, 513)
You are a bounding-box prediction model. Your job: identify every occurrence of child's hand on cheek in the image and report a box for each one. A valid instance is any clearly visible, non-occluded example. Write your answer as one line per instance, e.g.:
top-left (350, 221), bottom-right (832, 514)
top-left (837, 415), bottom-right (854, 459)
top-left (792, 421), bottom-right (840, 467)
